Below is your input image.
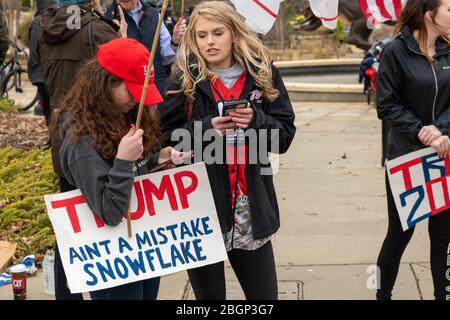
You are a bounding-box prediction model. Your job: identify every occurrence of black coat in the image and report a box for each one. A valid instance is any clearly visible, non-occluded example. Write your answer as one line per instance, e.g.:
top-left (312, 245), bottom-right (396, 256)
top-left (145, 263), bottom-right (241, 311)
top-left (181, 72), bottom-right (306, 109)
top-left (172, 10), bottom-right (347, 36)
top-left (157, 64), bottom-right (296, 239)
top-left (104, 0), bottom-right (168, 90)
top-left (377, 26), bottom-right (450, 160)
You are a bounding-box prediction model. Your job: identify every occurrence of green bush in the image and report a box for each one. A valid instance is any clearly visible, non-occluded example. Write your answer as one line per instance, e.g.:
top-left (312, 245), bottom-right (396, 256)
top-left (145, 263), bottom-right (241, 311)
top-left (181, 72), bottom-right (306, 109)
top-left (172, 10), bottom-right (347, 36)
top-left (0, 147), bottom-right (59, 262)
top-left (0, 98), bottom-right (17, 113)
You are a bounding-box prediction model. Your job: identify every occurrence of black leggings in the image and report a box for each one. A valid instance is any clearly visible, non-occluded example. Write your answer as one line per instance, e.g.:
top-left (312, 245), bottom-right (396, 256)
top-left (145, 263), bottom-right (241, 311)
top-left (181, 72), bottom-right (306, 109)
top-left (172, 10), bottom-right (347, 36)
top-left (187, 241), bottom-right (278, 300)
top-left (376, 173), bottom-right (450, 300)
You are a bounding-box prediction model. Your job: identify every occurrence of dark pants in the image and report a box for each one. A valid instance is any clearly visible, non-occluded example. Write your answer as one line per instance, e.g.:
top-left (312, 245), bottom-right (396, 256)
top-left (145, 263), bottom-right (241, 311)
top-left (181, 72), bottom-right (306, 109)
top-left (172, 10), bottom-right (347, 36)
top-left (376, 173), bottom-right (450, 300)
top-left (187, 241), bottom-right (278, 300)
top-left (89, 277), bottom-right (160, 300)
top-left (54, 176), bottom-right (84, 300)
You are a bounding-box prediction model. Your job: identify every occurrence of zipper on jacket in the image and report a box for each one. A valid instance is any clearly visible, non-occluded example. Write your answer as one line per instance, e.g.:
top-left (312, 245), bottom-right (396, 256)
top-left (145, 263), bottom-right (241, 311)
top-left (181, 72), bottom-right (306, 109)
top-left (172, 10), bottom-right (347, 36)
top-left (403, 38), bottom-right (439, 122)
top-left (429, 63), bottom-right (439, 122)
top-left (230, 150), bottom-right (239, 251)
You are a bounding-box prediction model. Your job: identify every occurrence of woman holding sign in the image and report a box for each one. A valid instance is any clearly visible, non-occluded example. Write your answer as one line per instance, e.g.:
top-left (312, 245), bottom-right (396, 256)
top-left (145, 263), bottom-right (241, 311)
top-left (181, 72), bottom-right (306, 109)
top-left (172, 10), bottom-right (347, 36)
top-left (376, 0), bottom-right (450, 300)
top-left (158, 1), bottom-right (296, 299)
top-left (49, 38), bottom-right (180, 300)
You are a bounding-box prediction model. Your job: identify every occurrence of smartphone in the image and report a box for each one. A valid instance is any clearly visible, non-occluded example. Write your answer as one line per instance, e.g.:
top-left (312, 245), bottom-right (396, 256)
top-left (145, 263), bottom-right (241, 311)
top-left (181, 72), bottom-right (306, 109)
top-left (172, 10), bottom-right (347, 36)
top-left (222, 100), bottom-right (248, 117)
top-left (113, 0), bottom-right (120, 21)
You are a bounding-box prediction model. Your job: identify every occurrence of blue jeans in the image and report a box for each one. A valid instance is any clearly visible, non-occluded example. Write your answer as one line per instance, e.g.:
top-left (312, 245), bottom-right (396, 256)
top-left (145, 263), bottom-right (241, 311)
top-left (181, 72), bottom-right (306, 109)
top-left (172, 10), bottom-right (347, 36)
top-left (89, 277), bottom-right (161, 300)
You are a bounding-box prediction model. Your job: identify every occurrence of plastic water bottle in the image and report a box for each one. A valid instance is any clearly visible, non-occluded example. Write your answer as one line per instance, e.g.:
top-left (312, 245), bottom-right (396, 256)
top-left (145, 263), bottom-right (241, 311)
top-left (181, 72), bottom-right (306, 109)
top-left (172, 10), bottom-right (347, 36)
top-left (42, 248), bottom-right (55, 295)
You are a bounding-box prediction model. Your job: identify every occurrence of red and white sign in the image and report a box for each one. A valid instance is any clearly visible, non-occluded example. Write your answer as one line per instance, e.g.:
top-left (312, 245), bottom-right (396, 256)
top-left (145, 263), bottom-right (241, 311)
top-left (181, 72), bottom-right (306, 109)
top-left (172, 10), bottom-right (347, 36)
top-left (44, 163), bottom-right (227, 293)
top-left (358, 0), bottom-right (407, 24)
top-left (387, 148), bottom-right (450, 231)
top-left (231, 0), bottom-right (284, 35)
top-left (309, 0), bottom-right (339, 29)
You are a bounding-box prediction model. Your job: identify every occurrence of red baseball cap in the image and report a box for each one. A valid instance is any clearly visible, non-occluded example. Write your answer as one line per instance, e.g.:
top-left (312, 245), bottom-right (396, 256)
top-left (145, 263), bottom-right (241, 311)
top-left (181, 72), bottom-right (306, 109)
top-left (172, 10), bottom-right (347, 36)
top-left (97, 38), bottom-right (163, 106)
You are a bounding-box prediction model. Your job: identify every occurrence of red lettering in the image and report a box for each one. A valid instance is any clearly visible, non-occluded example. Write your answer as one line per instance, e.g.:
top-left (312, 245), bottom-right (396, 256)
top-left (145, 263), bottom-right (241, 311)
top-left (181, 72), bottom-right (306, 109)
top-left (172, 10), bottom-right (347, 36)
top-left (129, 181), bottom-right (145, 220)
top-left (51, 195), bottom-right (86, 233)
top-left (93, 213), bottom-right (105, 228)
top-left (174, 170), bottom-right (198, 209)
top-left (426, 177), bottom-right (450, 215)
top-left (389, 158), bottom-right (422, 190)
top-left (142, 175), bottom-right (179, 216)
top-left (445, 156), bottom-right (450, 177)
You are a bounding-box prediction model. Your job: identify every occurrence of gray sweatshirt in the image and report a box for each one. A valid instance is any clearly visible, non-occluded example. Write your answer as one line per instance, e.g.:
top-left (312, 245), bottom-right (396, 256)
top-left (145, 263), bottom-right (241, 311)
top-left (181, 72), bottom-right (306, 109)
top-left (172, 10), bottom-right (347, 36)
top-left (59, 111), bottom-right (159, 227)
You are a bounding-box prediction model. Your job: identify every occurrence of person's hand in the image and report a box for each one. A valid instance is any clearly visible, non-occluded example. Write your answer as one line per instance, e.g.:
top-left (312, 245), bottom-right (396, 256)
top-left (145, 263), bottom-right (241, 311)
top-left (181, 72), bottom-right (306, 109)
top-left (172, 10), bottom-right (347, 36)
top-left (171, 18), bottom-right (187, 47)
top-left (430, 135), bottom-right (450, 158)
top-left (229, 103), bottom-right (253, 129)
top-left (158, 147), bottom-right (193, 164)
top-left (418, 125), bottom-right (441, 146)
top-left (212, 116), bottom-right (236, 136)
top-left (113, 5), bottom-right (128, 38)
top-left (117, 125), bottom-right (144, 161)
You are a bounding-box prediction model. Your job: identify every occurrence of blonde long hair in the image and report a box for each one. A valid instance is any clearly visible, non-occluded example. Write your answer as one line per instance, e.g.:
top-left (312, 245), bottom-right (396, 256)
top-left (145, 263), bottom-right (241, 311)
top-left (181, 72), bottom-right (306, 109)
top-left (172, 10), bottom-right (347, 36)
top-left (172, 1), bottom-right (279, 102)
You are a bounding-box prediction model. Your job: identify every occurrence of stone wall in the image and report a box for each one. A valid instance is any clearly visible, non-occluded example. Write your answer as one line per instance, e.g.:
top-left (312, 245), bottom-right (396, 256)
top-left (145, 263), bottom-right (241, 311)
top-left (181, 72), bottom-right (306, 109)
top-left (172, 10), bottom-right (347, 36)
top-left (267, 33), bottom-right (362, 61)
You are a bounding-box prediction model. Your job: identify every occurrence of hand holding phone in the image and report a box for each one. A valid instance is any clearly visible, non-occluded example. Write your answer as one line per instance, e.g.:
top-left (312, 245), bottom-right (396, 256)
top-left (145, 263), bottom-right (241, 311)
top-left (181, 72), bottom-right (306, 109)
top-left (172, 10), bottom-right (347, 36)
top-left (221, 100), bottom-right (248, 117)
top-left (223, 100), bottom-right (253, 129)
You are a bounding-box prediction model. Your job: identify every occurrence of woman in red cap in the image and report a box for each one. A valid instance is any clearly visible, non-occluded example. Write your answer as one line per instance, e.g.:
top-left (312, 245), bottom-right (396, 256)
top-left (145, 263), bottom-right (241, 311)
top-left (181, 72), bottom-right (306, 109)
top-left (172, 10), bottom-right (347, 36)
top-left (50, 38), bottom-right (179, 300)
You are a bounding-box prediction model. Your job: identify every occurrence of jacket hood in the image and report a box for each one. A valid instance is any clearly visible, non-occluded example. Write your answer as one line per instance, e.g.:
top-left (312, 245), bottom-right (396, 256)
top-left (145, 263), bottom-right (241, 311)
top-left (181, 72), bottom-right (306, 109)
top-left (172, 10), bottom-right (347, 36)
top-left (36, 0), bottom-right (59, 16)
top-left (40, 5), bottom-right (97, 44)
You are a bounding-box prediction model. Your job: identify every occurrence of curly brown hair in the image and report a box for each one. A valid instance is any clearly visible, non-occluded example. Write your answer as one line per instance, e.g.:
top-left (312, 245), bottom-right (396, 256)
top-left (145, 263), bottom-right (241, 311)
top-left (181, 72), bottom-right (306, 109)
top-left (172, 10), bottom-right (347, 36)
top-left (50, 58), bottom-right (161, 162)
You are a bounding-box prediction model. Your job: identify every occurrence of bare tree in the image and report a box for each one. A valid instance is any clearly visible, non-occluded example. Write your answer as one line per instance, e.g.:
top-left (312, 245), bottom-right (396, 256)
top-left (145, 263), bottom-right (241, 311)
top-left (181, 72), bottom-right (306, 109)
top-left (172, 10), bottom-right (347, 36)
top-left (2, 0), bottom-right (21, 43)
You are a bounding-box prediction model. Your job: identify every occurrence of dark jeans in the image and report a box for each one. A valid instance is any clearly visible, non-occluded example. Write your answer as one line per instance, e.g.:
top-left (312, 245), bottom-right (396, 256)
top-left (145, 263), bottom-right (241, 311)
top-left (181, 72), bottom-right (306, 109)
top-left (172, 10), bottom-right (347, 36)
top-left (54, 176), bottom-right (83, 300)
top-left (187, 241), bottom-right (278, 300)
top-left (89, 277), bottom-right (160, 300)
top-left (376, 173), bottom-right (450, 300)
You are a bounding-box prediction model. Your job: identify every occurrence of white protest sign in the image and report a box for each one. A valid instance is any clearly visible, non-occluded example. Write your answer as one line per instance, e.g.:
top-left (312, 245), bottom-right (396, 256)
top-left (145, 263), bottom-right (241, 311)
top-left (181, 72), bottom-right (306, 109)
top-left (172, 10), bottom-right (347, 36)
top-left (386, 148), bottom-right (450, 231)
top-left (309, 0), bottom-right (339, 29)
top-left (44, 163), bottom-right (227, 293)
top-left (230, 0), bottom-right (284, 35)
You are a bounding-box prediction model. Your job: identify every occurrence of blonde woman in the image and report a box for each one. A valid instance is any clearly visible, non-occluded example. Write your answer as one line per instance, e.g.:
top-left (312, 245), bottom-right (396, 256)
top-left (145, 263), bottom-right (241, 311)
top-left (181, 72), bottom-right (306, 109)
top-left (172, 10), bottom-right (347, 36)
top-left (158, 1), bottom-right (296, 300)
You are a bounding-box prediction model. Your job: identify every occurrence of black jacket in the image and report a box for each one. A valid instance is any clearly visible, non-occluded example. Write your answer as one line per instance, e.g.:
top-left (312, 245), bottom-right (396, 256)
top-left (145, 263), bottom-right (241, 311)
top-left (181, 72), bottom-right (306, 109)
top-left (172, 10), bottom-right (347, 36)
top-left (28, 0), bottom-right (59, 85)
top-left (157, 64), bottom-right (296, 239)
top-left (377, 26), bottom-right (450, 160)
top-left (104, 0), bottom-right (168, 90)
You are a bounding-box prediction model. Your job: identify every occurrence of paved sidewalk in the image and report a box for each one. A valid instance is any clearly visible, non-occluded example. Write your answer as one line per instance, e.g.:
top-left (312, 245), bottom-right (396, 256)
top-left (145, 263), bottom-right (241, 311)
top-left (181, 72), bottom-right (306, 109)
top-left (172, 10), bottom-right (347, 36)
top-left (0, 101), bottom-right (435, 300)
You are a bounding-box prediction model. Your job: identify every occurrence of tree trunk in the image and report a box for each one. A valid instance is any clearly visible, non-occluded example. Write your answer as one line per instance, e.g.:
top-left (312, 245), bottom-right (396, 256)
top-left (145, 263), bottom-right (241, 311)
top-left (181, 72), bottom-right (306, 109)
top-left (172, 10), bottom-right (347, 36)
top-left (2, 0), bottom-right (21, 43)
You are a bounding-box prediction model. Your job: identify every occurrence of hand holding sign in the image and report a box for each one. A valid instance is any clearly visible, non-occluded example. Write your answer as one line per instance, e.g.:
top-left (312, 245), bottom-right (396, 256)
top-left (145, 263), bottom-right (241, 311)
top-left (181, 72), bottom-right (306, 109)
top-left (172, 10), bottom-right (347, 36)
top-left (418, 125), bottom-right (442, 146)
top-left (430, 135), bottom-right (450, 158)
top-left (117, 125), bottom-right (144, 162)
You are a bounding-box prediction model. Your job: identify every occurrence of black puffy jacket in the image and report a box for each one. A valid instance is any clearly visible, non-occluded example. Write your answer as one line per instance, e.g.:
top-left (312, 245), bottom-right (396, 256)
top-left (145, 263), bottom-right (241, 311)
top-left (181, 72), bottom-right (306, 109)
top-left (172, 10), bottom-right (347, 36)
top-left (377, 26), bottom-right (450, 161)
top-left (158, 63), bottom-right (296, 239)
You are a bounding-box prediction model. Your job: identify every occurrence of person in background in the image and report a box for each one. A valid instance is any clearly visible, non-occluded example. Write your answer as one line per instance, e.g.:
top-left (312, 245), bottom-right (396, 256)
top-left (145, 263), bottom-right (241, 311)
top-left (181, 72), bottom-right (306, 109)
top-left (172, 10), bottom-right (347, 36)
top-left (376, 0), bottom-right (450, 300)
top-left (28, 0), bottom-right (59, 124)
top-left (105, 0), bottom-right (186, 90)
